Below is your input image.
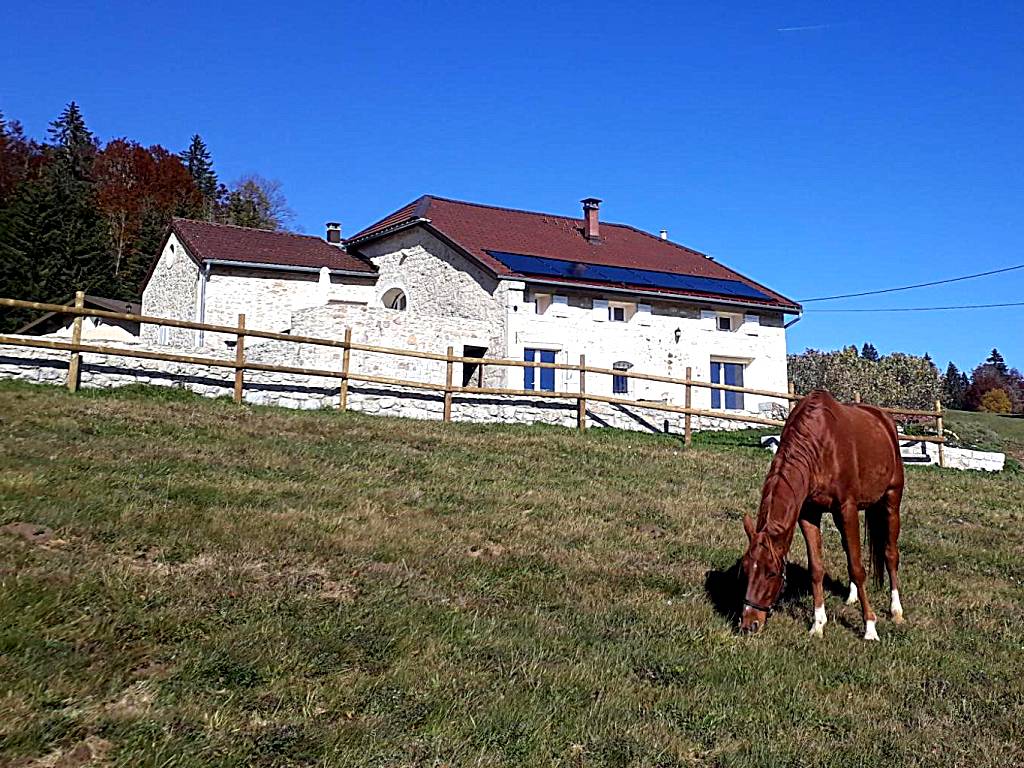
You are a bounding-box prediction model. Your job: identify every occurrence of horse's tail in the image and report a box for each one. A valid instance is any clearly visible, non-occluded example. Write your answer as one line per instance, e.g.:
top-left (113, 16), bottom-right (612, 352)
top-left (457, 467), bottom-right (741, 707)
top-left (865, 504), bottom-right (888, 590)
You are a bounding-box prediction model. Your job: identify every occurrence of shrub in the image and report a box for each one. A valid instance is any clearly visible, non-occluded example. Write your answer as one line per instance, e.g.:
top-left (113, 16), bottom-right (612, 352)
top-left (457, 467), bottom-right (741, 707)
top-left (788, 346), bottom-right (941, 409)
top-left (979, 388), bottom-right (1012, 414)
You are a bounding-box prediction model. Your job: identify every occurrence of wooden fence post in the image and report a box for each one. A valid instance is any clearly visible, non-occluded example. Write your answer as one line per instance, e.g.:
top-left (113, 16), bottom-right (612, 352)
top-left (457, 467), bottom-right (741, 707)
top-left (66, 291), bottom-right (84, 392)
top-left (443, 346), bottom-right (454, 422)
top-left (233, 314), bottom-right (246, 404)
top-left (577, 354), bottom-right (587, 431)
top-left (684, 366), bottom-right (692, 447)
top-left (788, 381), bottom-right (796, 400)
top-left (339, 328), bottom-right (351, 411)
top-left (936, 399), bottom-right (945, 468)
top-left (854, 391), bottom-right (861, 403)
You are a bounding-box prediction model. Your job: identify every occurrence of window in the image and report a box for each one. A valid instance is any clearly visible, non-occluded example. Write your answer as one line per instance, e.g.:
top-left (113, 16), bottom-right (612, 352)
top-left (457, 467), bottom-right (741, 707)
top-left (524, 348), bottom-right (556, 391)
top-left (711, 361), bottom-right (745, 410)
top-left (717, 316), bottom-right (733, 332)
top-left (606, 301), bottom-right (634, 322)
top-left (158, 325), bottom-right (169, 345)
top-left (612, 361), bottom-right (632, 394)
top-left (382, 288), bottom-right (407, 310)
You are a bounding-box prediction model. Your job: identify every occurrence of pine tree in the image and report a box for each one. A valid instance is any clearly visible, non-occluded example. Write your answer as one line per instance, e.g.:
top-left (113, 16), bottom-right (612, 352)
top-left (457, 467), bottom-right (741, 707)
top-left (6, 103), bottom-right (115, 307)
top-left (861, 343), bottom-right (880, 362)
top-left (183, 134), bottom-right (218, 219)
top-left (47, 101), bottom-right (97, 181)
top-left (942, 362), bottom-right (968, 410)
top-left (986, 348), bottom-right (1008, 375)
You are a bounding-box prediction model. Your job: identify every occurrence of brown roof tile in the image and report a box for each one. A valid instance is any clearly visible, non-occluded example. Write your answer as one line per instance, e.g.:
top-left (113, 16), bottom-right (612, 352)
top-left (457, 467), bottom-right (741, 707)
top-left (350, 196), bottom-right (799, 310)
top-left (171, 218), bottom-right (375, 273)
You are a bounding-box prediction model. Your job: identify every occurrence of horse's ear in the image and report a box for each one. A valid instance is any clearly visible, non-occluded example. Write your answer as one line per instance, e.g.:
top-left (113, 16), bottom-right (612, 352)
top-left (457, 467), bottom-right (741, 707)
top-left (743, 515), bottom-right (756, 542)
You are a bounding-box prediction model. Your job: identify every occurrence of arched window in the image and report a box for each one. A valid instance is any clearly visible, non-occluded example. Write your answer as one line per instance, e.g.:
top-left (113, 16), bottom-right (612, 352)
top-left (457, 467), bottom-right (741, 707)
top-left (382, 288), bottom-right (407, 311)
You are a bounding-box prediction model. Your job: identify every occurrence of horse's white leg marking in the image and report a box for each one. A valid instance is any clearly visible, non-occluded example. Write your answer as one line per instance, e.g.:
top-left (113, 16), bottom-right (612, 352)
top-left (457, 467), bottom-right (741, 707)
top-left (890, 589), bottom-right (904, 623)
top-left (846, 581), bottom-right (859, 605)
top-left (863, 619), bottom-right (879, 641)
top-left (809, 604), bottom-right (827, 637)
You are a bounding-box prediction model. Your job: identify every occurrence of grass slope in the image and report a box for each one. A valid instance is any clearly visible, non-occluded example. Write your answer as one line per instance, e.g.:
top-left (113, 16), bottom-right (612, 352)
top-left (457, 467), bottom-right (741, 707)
top-left (1, 381), bottom-right (1022, 767)
top-left (945, 409), bottom-right (1024, 464)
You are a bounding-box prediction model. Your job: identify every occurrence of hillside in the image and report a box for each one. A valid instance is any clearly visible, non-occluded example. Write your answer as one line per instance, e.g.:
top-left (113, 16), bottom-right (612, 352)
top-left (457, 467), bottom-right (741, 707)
top-left (945, 409), bottom-right (1024, 464)
top-left (1, 381), bottom-right (1023, 767)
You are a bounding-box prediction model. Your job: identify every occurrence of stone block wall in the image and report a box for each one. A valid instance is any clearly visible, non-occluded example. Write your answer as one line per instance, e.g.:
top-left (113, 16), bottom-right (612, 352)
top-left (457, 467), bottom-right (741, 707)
top-left (140, 233), bottom-right (200, 347)
top-left (0, 336), bottom-right (766, 436)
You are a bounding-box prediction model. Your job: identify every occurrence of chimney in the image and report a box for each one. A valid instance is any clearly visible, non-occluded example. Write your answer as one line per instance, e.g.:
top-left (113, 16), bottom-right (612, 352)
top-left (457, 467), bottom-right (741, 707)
top-left (581, 197), bottom-right (602, 242)
top-left (659, 229), bottom-right (668, 240)
top-left (326, 222), bottom-right (342, 245)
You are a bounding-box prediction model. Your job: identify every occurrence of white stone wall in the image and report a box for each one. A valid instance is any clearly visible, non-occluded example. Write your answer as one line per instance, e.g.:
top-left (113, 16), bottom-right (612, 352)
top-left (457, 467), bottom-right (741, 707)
top-left (761, 435), bottom-right (1005, 472)
top-left (141, 233), bottom-right (200, 346)
top-left (0, 336), bottom-right (772, 436)
top-left (283, 304), bottom-right (497, 388)
top-left (356, 229), bottom-right (789, 412)
top-left (359, 229), bottom-right (507, 364)
top-left (200, 267), bottom-right (375, 347)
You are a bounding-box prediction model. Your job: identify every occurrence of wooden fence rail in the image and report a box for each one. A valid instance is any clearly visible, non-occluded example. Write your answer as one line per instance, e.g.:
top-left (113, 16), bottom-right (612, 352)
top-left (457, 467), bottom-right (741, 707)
top-left (0, 295), bottom-right (946, 461)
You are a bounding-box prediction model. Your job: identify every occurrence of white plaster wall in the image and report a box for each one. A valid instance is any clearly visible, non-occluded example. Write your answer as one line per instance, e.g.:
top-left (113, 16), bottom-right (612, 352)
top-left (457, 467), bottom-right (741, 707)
top-left (140, 233), bottom-right (200, 347)
top-left (502, 285), bottom-right (790, 415)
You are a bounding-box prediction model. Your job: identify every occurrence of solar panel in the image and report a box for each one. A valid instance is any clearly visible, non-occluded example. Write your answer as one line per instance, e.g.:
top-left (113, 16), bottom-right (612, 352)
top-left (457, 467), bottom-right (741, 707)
top-left (485, 250), bottom-right (773, 301)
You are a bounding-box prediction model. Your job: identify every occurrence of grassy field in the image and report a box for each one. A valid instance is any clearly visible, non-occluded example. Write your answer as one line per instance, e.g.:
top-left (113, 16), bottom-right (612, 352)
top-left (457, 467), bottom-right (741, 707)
top-left (945, 409), bottom-right (1024, 464)
top-left (1, 381), bottom-right (1023, 768)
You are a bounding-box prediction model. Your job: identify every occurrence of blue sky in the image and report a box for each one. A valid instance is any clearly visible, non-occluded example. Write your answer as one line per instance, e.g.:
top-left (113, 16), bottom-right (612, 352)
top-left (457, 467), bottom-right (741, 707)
top-left (3, 1), bottom-right (1022, 372)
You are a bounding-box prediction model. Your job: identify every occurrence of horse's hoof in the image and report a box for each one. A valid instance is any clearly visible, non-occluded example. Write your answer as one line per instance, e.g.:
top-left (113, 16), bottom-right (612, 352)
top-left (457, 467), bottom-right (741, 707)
top-left (863, 621), bottom-right (879, 641)
top-left (891, 611), bottom-right (905, 625)
top-left (809, 624), bottom-right (824, 638)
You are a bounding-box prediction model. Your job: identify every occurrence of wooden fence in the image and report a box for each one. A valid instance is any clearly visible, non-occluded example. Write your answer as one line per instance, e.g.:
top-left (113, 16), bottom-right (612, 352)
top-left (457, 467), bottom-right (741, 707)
top-left (0, 294), bottom-right (946, 463)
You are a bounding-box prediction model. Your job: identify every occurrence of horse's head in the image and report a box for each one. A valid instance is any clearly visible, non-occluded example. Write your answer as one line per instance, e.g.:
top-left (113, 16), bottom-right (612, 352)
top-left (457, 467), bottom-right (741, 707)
top-left (738, 514), bottom-right (786, 635)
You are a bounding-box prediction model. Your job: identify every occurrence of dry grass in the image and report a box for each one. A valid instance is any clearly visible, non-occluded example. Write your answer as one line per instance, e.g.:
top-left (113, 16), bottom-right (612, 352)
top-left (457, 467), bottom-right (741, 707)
top-left (1, 381), bottom-right (1023, 767)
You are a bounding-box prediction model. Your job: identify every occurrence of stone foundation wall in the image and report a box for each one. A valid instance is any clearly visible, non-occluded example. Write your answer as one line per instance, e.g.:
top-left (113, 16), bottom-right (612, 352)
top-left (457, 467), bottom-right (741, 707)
top-left (760, 435), bottom-right (1005, 472)
top-left (0, 337), bottom-right (764, 435)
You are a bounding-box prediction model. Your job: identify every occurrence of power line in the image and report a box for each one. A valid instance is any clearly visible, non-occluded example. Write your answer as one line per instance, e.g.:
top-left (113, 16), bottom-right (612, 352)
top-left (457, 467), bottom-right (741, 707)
top-left (799, 262), bottom-right (1024, 303)
top-left (806, 301), bottom-right (1024, 313)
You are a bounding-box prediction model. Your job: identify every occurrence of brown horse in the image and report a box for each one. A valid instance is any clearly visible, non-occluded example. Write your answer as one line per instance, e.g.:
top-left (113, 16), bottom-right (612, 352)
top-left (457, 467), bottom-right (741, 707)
top-left (738, 390), bottom-right (905, 640)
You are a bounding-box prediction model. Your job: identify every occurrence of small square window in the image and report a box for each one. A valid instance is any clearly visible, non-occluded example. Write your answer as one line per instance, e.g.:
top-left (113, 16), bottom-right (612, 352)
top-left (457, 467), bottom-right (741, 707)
top-left (717, 316), bottom-right (732, 332)
top-left (609, 306), bottom-right (626, 322)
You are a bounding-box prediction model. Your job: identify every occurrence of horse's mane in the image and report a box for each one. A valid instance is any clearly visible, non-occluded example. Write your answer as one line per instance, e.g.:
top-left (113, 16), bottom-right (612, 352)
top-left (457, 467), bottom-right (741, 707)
top-left (758, 392), bottom-right (835, 535)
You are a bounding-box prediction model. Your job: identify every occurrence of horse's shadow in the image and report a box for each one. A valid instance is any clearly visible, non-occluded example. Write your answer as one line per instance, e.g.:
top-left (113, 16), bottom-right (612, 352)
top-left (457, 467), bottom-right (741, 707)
top-left (703, 560), bottom-right (847, 624)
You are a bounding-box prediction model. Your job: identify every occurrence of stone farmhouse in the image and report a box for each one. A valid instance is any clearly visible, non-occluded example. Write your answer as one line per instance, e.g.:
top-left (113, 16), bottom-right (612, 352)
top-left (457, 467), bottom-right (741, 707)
top-left (141, 196), bottom-right (802, 416)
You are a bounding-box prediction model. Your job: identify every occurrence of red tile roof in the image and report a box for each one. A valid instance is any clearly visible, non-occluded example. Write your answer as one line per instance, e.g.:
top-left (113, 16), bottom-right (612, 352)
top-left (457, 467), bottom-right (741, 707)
top-left (170, 218), bottom-right (375, 273)
top-left (349, 196), bottom-right (799, 310)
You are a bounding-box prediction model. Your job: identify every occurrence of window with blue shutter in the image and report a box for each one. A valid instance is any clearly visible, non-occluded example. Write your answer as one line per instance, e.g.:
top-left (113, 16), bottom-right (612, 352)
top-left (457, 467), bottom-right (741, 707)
top-left (612, 361), bottom-right (632, 394)
top-left (711, 361), bottom-right (745, 409)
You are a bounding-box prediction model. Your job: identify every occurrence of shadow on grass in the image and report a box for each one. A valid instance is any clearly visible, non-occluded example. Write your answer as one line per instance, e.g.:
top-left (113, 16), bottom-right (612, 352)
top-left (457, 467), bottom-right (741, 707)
top-left (703, 560), bottom-right (848, 626)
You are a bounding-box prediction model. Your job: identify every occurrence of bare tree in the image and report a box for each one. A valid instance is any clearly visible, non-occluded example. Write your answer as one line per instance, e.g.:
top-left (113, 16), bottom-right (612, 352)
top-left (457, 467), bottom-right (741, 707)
top-left (220, 174), bottom-right (295, 231)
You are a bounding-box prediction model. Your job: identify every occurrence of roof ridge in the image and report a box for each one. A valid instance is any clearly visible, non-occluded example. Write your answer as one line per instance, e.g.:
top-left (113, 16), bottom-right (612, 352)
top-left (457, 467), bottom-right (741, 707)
top-left (426, 195), bottom-right (700, 244)
top-left (424, 195), bottom-right (591, 223)
top-left (171, 217), bottom-right (328, 244)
